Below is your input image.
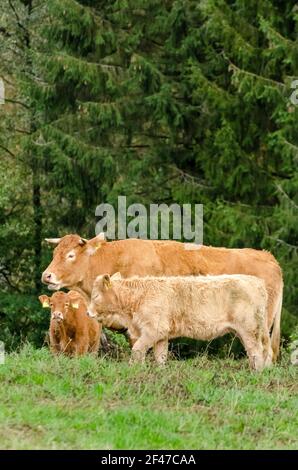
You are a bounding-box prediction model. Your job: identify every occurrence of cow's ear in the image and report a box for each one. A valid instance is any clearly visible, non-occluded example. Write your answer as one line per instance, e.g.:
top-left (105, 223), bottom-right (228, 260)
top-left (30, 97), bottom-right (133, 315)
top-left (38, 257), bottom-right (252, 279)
top-left (111, 272), bottom-right (122, 281)
top-left (38, 295), bottom-right (50, 308)
top-left (87, 233), bottom-right (106, 255)
top-left (95, 232), bottom-right (105, 241)
top-left (45, 238), bottom-right (61, 246)
top-left (103, 274), bottom-right (112, 289)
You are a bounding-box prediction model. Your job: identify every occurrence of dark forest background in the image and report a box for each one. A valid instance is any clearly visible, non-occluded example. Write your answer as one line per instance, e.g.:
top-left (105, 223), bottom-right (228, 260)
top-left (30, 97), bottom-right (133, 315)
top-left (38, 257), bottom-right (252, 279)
top-left (0, 0), bottom-right (297, 352)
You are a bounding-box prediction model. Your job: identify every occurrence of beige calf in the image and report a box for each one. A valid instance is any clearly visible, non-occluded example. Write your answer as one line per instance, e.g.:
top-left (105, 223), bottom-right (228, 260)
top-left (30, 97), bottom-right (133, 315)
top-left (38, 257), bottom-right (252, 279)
top-left (88, 274), bottom-right (272, 370)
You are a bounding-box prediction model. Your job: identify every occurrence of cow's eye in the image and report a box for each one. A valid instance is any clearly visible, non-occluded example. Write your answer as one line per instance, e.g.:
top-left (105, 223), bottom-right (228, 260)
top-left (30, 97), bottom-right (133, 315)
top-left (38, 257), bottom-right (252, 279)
top-left (67, 252), bottom-right (75, 260)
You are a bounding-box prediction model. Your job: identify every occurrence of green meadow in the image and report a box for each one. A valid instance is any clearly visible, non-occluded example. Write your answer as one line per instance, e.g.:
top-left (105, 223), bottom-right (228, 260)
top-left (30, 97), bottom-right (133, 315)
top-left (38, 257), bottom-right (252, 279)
top-left (0, 345), bottom-right (297, 450)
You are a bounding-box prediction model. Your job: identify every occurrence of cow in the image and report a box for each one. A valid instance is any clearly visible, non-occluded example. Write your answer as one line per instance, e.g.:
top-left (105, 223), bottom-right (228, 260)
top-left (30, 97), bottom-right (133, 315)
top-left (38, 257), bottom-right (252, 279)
top-left (87, 273), bottom-right (272, 370)
top-left (38, 290), bottom-right (100, 356)
top-left (41, 233), bottom-right (283, 360)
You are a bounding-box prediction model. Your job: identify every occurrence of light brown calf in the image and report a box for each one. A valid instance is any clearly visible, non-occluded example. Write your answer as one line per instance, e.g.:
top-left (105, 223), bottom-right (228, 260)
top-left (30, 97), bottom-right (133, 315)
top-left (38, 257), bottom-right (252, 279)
top-left (39, 290), bottom-right (101, 356)
top-left (88, 274), bottom-right (272, 370)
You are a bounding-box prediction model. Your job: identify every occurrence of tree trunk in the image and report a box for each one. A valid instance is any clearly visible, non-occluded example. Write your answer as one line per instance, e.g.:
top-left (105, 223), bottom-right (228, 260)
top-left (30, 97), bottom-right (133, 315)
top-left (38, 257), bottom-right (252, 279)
top-left (32, 171), bottom-right (42, 291)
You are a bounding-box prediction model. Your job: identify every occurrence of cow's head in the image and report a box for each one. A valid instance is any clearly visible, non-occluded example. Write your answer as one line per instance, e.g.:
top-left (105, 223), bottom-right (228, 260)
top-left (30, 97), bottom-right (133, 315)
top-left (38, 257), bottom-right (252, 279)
top-left (38, 290), bottom-right (82, 323)
top-left (87, 272), bottom-right (123, 328)
top-left (41, 233), bottom-right (105, 290)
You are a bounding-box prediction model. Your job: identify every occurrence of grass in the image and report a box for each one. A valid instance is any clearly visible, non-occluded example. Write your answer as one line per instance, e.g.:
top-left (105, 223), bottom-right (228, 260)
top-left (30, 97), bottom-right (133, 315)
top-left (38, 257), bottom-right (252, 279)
top-left (0, 344), bottom-right (297, 450)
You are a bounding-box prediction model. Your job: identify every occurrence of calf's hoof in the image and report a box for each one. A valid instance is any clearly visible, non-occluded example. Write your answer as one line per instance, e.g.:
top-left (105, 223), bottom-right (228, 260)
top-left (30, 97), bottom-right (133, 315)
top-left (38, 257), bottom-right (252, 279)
top-left (129, 350), bottom-right (145, 365)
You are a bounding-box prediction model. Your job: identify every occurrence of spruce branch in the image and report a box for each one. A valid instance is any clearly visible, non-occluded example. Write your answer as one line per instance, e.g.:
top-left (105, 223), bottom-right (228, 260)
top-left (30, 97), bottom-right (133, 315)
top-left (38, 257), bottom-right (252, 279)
top-left (228, 60), bottom-right (286, 89)
top-left (0, 143), bottom-right (16, 158)
top-left (8, 0), bottom-right (28, 36)
top-left (4, 98), bottom-right (30, 109)
top-left (275, 183), bottom-right (298, 210)
top-left (267, 236), bottom-right (298, 251)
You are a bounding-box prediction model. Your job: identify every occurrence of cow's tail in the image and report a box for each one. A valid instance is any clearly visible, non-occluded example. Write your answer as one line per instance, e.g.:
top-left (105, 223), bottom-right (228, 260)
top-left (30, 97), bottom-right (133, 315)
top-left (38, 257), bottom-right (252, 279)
top-left (271, 284), bottom-right (283, 362)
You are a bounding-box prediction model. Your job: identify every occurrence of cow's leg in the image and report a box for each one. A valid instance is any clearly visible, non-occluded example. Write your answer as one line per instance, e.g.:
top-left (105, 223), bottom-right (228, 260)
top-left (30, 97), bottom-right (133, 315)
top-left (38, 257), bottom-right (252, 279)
top-left (153, 339), bottom-right (168, 365)
top-left (257, 305), bottom-right (273, 368)
top-left (262, 329), bottom-right (273, 367)
top-left (130, 333), bottom-right (155, 364)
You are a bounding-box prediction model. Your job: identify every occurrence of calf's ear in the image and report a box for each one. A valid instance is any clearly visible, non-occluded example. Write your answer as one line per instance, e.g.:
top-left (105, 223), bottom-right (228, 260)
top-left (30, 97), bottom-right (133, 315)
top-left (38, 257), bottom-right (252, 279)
top-left (67, 291), bottom-right (82, 309)
top-left (38, 295), bottom-right (50, 308)
top-left (111, 272), bottom-right (122, 281)
top-left (103, 274), bottom-right (112, 289)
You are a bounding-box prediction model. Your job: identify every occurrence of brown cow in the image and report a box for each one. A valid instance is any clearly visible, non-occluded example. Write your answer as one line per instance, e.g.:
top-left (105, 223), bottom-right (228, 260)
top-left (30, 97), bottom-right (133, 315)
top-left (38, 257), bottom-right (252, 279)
top-left (38, 290), bottom-right (100, 356)
top-left (87, 273), bottom-right (272, 371)
top-left (41, 233), bottom-right (283, 360)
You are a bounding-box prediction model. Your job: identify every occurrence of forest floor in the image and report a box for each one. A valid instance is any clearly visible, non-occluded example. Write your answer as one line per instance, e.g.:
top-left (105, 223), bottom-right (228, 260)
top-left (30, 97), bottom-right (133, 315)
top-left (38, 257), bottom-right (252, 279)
top-left (0, 345), bottom-right (297, 450)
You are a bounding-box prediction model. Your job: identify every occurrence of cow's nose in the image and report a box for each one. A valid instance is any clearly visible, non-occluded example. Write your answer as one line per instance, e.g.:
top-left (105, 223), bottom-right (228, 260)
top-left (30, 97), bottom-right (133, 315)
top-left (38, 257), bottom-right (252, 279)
top-left (42, 272), bottom-right (52, 283)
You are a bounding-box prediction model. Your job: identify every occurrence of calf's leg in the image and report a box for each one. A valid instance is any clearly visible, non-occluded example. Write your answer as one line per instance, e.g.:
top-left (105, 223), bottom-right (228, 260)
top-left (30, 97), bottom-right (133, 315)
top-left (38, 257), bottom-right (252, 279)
top-left (74, 339), bottom-right (89, 356)
top-left (153, 339), bottom-right (168, 365)
top-left (49, 329), bottom-right (61, 355)
top-left (130, 333), bottom-right (155, 364)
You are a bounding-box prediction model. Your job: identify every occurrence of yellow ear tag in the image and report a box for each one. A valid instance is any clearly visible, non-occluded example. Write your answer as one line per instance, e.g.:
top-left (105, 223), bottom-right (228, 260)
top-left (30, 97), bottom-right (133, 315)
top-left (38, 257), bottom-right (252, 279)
top-left (42, 301), bottom-right (49, 308)
top-left (71, 302), bottom-right (79, 309)
top-left (107, 281), bottom-right (112, 288)
top-left (95, 245), bottom-right (101, 251)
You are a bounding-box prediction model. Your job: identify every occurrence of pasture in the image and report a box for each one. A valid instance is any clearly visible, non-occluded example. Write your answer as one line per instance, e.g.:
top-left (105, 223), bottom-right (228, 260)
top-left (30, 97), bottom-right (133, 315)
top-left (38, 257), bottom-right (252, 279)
top-left (0, 345), bottom-right (297, 450)
top-left (1, 0), bottom-right (297, 455)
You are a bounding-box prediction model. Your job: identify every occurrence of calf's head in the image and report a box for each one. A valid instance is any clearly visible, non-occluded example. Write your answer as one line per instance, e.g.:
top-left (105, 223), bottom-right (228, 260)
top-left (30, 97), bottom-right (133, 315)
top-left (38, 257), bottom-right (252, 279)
top-left (41, 233), bottom-right (105, 290)
top-left (88, 273), bottom-right (122, 327)
top-left (38, 291), bottom-right (82, 323)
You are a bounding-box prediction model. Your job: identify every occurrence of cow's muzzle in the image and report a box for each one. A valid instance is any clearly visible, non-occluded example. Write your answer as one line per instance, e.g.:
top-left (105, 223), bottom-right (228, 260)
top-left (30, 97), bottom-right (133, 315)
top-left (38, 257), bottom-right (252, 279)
top-left (52, 312), bottom-right (64, 322)
top-left (41, 271), bottom-right (61, 290)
